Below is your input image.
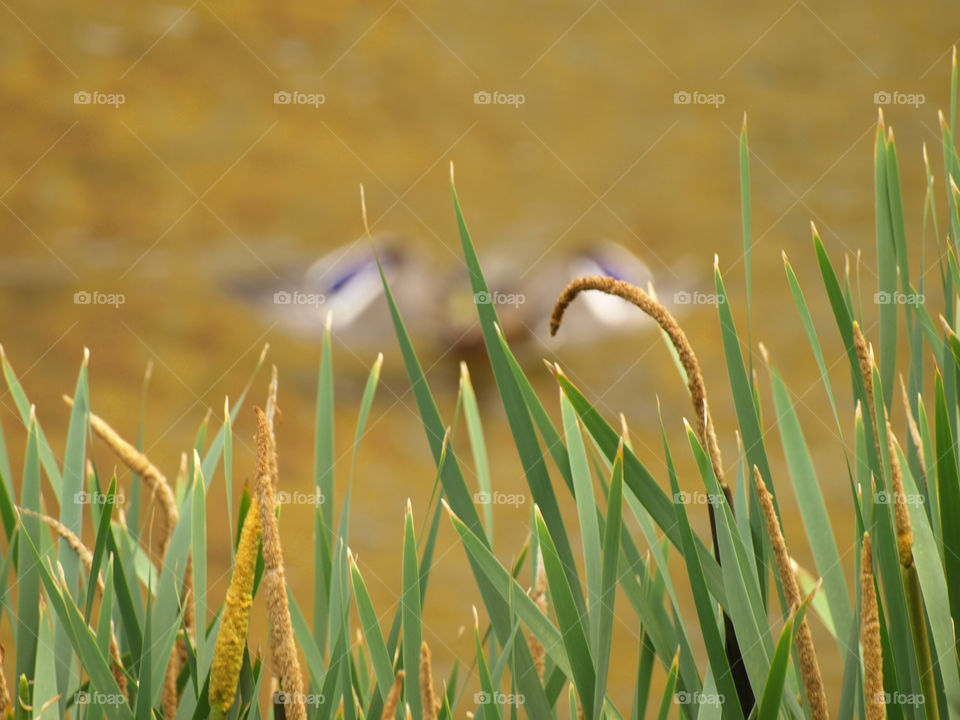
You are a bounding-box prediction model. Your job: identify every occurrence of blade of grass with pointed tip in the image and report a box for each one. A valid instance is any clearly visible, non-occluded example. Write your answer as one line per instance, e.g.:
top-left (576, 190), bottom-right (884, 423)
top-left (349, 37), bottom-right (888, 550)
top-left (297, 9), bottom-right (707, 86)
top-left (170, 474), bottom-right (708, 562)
top-left (653, 652), bottom-right (679, 720)
top-left (593, 449), bottom-right (623, 720)
top-left (875, 125), bottom-right (899, 407)
top-left (560, 393), bottom-right (602, 651)
top-left (314, 324), bottom-right (335, 657)
top-left (373, 224), bottom-right (563, 716)
top-left (21, 529), bottom-right (132, 718)
top-left (191, 459), bottom-right (208, 672)
top-left (686, 422), bottom-right (779, 708)
top-left (535, 508), bottom-right (595, 714)
top-left (223, 399), bottom-right (234, 564)
top-left (767, 363), bottom-right (852, 641)
top-left (15, 416), bottom-right (41, 691)
top-left (349, 557), bottom-right (393, 704)
top-left (897, 443), bottom-right (960, 712)
top-left (753, 611), bottom-right (796, 720)
top-left (445, 508), bottom-right (571, 678)
top-left (554, 373), bottom-right (725, 602)
top-left (461, 363), bottom-right (493, 539)
top-left (54, 358), bottom-right (89, 709)
top-left (495, 330), bottom-right (573, 493)
top-left (660, 413), bottom-right (745, 720)
top-left (783, 254), bottom-right (844, 435)
top-left (200, 346), bottom-right (268, 487)
top-left (631, 632), bottom-right (655, 720)
top-left (1, 351), bottom-right (62, 492)
top-left (401, 504), bottom-right (422, 719)
top-left (934, 373), bottom-right (960, 650)
top-left (452, 182), bottom-right (585, 613)
top-left (740, 117), bottom-right (753, 372)
top-left (473, 618), bottom-right (503, 720)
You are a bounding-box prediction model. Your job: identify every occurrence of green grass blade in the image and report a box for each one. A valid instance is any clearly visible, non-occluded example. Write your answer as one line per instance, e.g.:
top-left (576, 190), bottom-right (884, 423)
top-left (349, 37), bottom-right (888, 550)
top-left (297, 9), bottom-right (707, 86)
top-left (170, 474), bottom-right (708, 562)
top-left (554, 370), bottom-right (726, 603)
top-left (875, 120), bottom-right (899, 407)
top-left (401, 501), bottom-right (422, 719)
top-left (191, 453), bottom-right (208, 672)
top-left (534, 506), bottom-right (595, 714)
top-left (314, 322), bottom-right (335, 657)
top-left (660, 412), bottom-right (745, 720)
top-left (654, 652), bottom-right (680, 720)
top-left (740, 115), bottom-right (753, 369)
top-left (593, 449), bottom-right (623, 720)
top-left (560, 393), bottom-right (602, 651)
top-left (0, 349), bottom-right (62, 491)
top-left (15, 413), bottom-right (42, 693)
top-left (766, 362), bottom-right (853, 640)
top-left (54, 355), bottom-right (89, 708)
top-left (451, 177), bottom-right (586, 614)
top-left (934, 372), bottom-right (960, 650)
top-left (348, 553), bottom-right (393, 705)
top-left (223, 397), bottom-right (234, 564)
top-left (461, 363), bottom-right (493, 540)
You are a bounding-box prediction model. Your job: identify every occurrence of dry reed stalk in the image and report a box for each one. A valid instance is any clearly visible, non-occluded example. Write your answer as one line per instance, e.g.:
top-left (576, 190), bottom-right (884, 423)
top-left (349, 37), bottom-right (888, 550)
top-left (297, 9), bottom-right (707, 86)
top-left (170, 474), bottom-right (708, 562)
top-left (255, 406), bottom-right (306, 720)
top-left (753, 468), bottom-right (829, 719)
top-left (861, 534), bottom-right (886, 720)
top-left (209, 498), bottom-right (261, 715)
top-left (551, 274), bottom-right (754, 712)
top-left (420, 642), bottom-right (439, 720)
top-left (19, 508), bottom-right (127, 696)
top-left (62, 396), bottom-right (178, 559)
top-left (550, 276), bottom-right (727, 493)
top-left (382, 670), bottom-right (405, 719)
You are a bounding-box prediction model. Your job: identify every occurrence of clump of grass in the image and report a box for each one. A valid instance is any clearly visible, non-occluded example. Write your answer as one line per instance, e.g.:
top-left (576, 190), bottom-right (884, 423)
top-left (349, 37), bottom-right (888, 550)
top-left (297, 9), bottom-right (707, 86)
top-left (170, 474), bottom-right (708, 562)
top-left (2, 57), bottom-right (960, 720)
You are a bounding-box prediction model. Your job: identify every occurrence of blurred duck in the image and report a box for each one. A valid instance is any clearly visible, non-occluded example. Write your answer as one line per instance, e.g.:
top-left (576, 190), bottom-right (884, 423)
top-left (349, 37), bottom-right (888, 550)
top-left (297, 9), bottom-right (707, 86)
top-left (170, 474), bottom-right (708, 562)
top-left (230, 234), bottom-right (674, 354)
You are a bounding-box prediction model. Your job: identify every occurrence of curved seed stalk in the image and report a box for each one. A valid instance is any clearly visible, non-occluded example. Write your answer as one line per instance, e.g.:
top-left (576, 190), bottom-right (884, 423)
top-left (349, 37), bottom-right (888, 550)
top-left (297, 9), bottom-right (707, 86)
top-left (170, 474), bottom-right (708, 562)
top-left (62, 396), bottom-right (178, 559)
top-left (551, 275), bottom-right (753, 713)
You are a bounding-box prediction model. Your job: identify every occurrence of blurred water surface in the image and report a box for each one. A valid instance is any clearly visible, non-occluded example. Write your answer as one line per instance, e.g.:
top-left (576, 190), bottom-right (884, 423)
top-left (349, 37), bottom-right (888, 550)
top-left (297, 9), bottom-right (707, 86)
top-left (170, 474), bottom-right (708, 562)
top-left (1, 0), bottom-right (958, 711)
